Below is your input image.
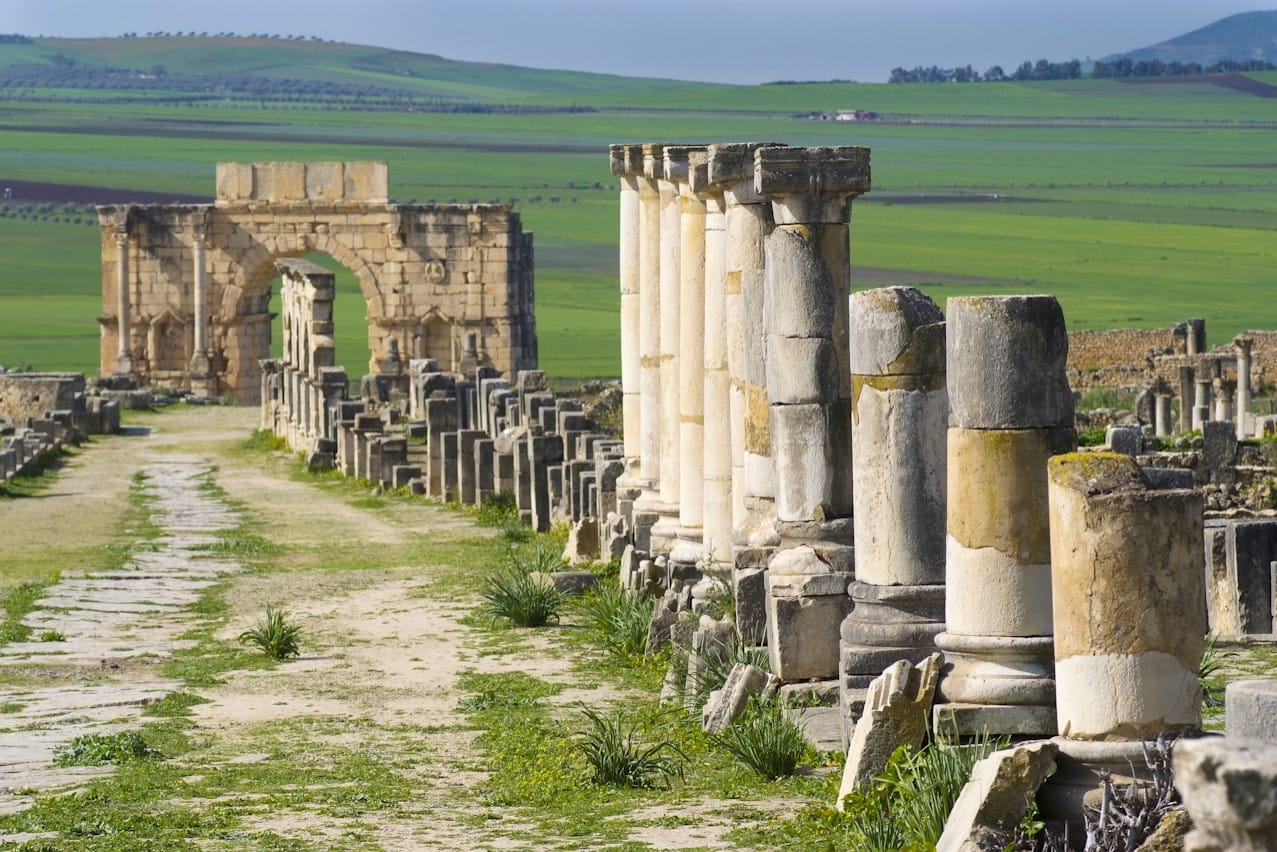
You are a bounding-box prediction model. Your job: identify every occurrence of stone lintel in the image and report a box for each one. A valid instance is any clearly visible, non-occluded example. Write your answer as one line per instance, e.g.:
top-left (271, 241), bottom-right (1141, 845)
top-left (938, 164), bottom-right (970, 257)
top-left (706, 142), bottom-right (786, 185)
top-left (610, 143), bottom-right (644, 177)
top-left (754, 146), bottom-right (871, 199)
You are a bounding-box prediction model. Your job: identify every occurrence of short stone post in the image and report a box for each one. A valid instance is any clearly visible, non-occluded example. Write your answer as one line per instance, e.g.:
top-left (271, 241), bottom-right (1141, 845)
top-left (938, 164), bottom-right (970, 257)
top-left (1039, 452), bottom-right (1203, 834)
top-left (934, 295), bottom-right (1075, 737)
top-left (1237, 336), bottom-right (1254, 439)
top-left (756, 145), bottom-right (869, 682)
top-left (1194, 375), bottom-right (1212, 430)
top-left (1154, 389), bottom-right (1173, 437)
top-left (841, 287), bottom-right (947, 741)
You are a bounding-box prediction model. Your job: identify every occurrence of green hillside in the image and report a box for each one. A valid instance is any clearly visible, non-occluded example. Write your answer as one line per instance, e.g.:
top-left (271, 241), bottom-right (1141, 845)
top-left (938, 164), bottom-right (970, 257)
top-left (0, 35), bottom-right (1273, 381)
top-left (1113, 10), bottom-right (1277, 65)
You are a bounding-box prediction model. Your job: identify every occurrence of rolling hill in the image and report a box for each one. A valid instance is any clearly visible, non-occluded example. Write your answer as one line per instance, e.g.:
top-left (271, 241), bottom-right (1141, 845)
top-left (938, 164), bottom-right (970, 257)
top-left (1108, 9), bottom-right (1277, 65)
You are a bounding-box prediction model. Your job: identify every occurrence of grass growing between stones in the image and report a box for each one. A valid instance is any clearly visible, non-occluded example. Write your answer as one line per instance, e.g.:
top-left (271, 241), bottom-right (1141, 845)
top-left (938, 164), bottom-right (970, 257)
top-left (0, 445), bottom-right (74, 499)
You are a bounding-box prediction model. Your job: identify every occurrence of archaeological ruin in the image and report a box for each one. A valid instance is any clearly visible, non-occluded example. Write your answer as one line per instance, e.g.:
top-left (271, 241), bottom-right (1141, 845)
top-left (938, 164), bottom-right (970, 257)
top-left (96, 161), bottom-right (536, 404)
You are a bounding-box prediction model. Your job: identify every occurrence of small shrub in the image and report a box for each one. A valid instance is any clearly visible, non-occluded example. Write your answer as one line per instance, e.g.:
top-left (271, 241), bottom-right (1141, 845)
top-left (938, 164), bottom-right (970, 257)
top-left (54, 730), bottom-right (159, 766)
top-left (712, 693), bottom-right (809, 780)
top-left (479, 542), bottom-right (565, 627)
top-left (576, 706), bottom-right (685, 788)
top-left (38, 629), bottom-right (65, 642)
top-left (575, 584), bottom-right (651, 659)
top-left (238, 604), bottom-right (302, 659)
top-left (688, 634), bottom-right (771, 707)
top-left (1199, 632), bottom-right (1233, 708)
top-left (1077, 425), bottom-right (1108, 447)
top-left (476, 491), bottom-right (519, 527)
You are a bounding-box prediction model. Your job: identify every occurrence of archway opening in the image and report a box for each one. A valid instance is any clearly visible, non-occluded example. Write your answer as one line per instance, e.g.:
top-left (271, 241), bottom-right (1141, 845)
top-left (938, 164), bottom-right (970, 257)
top-left (267, 252), bottom-right (373, 386)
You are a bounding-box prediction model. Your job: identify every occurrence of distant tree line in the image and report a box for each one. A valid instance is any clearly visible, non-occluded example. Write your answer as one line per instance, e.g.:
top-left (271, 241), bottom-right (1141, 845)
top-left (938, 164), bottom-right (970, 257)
top-left (889, 56), bottom-right (1276, 83)
top-left (0, 34), bottom-right (33, 44)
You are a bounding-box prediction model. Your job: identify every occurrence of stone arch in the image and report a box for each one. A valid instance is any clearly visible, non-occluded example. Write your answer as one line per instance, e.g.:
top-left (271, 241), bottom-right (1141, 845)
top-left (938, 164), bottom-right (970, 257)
top-left (236, 231), bottom-right (383, 319)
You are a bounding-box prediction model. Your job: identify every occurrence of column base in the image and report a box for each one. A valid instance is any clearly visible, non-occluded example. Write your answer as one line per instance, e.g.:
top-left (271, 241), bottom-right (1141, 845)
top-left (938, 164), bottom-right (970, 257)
top-left (188, 351), bottom-right (212, 377)
top-left (932, 631), bottom-right (1056, 737)
top-left (647, 503), bottom-right (681, 557)
top-left (1036, 738), bottom-right (1162, 842)
top-left (114, 354), bottom-right (134, 376)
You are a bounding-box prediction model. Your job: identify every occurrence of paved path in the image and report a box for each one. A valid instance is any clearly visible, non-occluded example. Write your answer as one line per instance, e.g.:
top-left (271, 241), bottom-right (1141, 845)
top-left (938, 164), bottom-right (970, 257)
top-left (0, 457), bottom-right (241, 818)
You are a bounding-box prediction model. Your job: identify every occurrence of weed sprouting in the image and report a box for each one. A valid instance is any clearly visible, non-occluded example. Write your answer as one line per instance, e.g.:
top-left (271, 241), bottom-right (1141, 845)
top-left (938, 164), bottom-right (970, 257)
top-left (479, 541), bottom-right (566, 627)
top-left (712, 693), bottom-right (810, 780)
top-left (575, 706), bottom-right (685, 788)
top-left (237, 604), bottom-right (302, 660)
top-left (574, 583), bottom-right (652, 660)
top-left (54, 730), bottom-right (160, 766)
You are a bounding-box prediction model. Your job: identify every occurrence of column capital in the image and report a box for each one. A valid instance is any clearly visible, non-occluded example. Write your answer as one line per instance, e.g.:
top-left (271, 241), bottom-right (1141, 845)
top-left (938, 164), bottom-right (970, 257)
top-left (641, 143), bottom-right (667, 180)
top-left (663, 145), bottom-right (708, 184)
top-left (1235, 335), bottom-right (1254, 356)
top-left (755, 146), bottom-right (871, 198)
top-left (114, 230), bottom-right (130, 247)
top-left (609, 144), bottom-right (645, 178)
top-left (706, 142), bottom-right (786, 186)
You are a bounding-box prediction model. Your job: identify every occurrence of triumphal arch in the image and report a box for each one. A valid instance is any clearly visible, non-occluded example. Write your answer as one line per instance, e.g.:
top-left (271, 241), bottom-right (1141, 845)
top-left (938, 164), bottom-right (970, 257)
top-left (97, 161), bottom-right (537, 403)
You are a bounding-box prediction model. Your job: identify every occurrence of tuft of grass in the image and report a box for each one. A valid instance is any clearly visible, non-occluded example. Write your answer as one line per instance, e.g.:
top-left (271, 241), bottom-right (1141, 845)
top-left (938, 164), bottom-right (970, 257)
top-left (575, 706), bottom-right (685, 788)
top-left (142, 691), bottom-right (209, 718)
top-left (237, 604), bottom-right (302, 660)
top-left (688, 634), bottom-right (771, 708)
top-left (38, 629), bottom-right (66, 642)
top-left (1200, 632), bottom-right (1233, 709)
top-left (712, 693), bottom-right (810, 780)
top-left (0, 579), bottom-right (54, 645)
top-left (53, 730), bottom-right (160, 766)
top-left (574, 583), bottom-right (652, 660)
top-left (479, 542), bottom-right (566, 628)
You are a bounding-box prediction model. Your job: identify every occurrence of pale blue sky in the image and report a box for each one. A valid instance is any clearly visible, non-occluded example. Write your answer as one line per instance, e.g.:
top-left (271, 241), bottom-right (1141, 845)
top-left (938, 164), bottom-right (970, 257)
top-left (2, 0), bottom-right (1270, 83)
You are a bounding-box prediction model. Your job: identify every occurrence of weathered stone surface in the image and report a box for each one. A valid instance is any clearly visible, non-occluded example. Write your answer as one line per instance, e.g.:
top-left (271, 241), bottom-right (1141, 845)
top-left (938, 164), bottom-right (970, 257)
top-left (702, 663), bottom-right (772, 734)
top-left (563, 517), bottom-right (600, 565)
top-left (848, 286), bottom-right (945, 376)
top-left (1227, 679), bottom-right (1277, 742)
top-left (946, 296), bottom-right (1072, 430)
top-left (935, 741), bottom-right (1058, 852)
top-left (1175, 737), bottom-right (1277, 852)
top-left (837, 653), bottom-right (943, 807)
top-left (1202, 420), bottom-right (1238, 470)
top-left (1048, 452), bottom-right (1204, 739)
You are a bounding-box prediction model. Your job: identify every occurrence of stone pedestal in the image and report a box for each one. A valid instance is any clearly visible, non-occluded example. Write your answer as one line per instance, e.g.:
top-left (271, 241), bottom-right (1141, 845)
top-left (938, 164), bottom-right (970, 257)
top-left (934, 295), bottom-right (1074, 737)
top-left (841, 286), bottom-right (948, 738)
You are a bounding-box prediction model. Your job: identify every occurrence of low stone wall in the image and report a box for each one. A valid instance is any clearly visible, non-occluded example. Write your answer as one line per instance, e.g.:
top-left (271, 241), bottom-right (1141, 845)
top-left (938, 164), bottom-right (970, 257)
top-left (0, 373), bottom-right (85, 426)
top-left (1067, 324), bottom-right (1188, 373)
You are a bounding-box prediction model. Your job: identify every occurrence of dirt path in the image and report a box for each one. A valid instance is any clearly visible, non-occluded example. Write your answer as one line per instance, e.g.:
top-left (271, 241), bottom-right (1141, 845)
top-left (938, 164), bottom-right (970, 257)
top-left (0, 407), bottom-right (771, 849)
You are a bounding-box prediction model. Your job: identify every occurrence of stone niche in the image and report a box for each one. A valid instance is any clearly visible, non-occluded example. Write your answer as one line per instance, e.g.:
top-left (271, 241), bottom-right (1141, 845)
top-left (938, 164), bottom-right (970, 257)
top-left (98, 161), bottom-right (537, 403)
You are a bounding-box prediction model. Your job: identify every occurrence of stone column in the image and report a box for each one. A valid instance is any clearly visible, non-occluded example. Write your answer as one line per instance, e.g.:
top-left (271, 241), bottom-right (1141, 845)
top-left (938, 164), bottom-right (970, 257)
top-left (1215, 378), bottom-right (1233, 423)
top-left (1039, 452), bottom-right (1203, 835)
top-left (113, 228), bottom-right (134, 375)
top-left (841, 287), bottom-right (947, 741)
top-left (649, 144), bottom-right (683, 557)
top-left (189, 219), bottom-right (213, 382)
top-left (609, 145), bottom-right (642, 488)
top-left (1237, 336), bottom-right (1254, 439)
top-left (710, 142), bottom-right (782, 645)
top-left (1179, 364), bottom-right (1195, 433)
top-left (690, 151), bottom-right (732, 574)
top-left (1194, 375), bottom-right (1212, 430)
top-left (631, 144), bottom-right (665, 554)
top-left (668, 145), bottom-right (708, 577)
top-left (934, 295), bottom-right (1075, 737)
top-left (756, 145), bottom-right (869, 682)
top-left (1154, 390), bottom-right (1173, 437)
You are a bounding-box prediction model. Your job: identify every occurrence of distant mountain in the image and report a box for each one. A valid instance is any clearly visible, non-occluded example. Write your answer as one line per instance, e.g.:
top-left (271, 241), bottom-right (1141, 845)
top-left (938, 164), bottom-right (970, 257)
top-left (1107, 10), bottom-right (1277, 65)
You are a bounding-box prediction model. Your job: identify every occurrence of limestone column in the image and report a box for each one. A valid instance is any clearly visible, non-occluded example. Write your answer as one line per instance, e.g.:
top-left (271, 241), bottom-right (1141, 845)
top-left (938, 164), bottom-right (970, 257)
top-left (1154, 391), bottom-right (1173, 437)
top-left (841, 286), bottom-right (947, 739)
top-left (1039, 452), bottom-right (1203, 833)
top-left (113, 227), bottom-right (134, 375)
top-left (609, 145), bottom-right (642, 488)
top-left (648, 144), bottom-right (684, 557)
top-left (668, 145), bottom-right (708, 576)
top-left (1214, 378), bottom-right (1233, 423)
top-left (1194, 375), bottom-right (1212, 429)
top-left (1237, 336), bottom-right (1254, 439)
top-left (709, 142), bottom-right (783, 644)
top-left (690, 151), bottom-right (732, 574)
top-left (756, 145), bottom-right (868, 681)
top-left (189, 220), bottom-right (213, 378)
top-left (630, 143), bottom-right (665, 555)
top-left (934, 295), bottom-right (1075, 737)
top-left (1178, 364), bottom-right (1195, 433)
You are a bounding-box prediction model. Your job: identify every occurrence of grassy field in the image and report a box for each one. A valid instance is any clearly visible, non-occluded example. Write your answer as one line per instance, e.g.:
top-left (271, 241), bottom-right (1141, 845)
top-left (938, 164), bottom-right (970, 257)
top-left (0, 37), bottom-right (1274, 380)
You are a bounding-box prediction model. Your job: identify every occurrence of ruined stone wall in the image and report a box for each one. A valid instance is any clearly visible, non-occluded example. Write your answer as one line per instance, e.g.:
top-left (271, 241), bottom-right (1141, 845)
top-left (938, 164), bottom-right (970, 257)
top-left (98, 162), bottom-right (536, 405)
top-left (0, 373), bottom-right (85, 426)
top-left (1067, 324), bottom-right (1188, 373)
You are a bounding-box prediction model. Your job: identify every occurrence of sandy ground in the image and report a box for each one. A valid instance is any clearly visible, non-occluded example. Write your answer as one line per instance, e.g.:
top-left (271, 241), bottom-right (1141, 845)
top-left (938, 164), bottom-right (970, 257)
top-left (0, 406), bottom-right (778, 850)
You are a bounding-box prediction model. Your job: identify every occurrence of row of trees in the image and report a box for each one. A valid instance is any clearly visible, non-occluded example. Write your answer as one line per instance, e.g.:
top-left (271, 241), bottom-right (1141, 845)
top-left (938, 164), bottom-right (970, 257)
top-left (118, 32), bottom-right (334, 41)
top-left (890, 56), bottom-right (1276, 84)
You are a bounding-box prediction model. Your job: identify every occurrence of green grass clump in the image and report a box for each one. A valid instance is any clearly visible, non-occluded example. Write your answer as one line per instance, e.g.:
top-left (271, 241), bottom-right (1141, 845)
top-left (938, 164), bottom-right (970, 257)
top-left (1077, 387), bottom-right (1135, 411)
top-left (0, 579), bottom-right (54, 645)
top-left (479, 542), bottom-right (566, 628)
top-left (712, 693), bottom-right (810, 780)
top-left (237, 604), bottom-right (302, 660)
top-left (53, 730), bottom-right (160, 766)
top-left (575, 706), bottom-right (685, 789)
top-left (688, 635), bottom-right (771, 708)
top-left (574, 583), bottom-right (652, 660)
